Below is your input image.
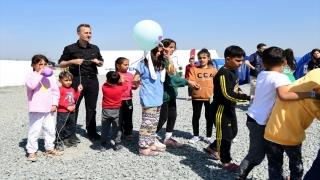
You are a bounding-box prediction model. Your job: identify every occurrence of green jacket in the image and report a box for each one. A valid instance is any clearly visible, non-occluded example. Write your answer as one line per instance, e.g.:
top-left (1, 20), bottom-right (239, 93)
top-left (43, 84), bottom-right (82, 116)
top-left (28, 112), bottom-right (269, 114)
top-left (163, 73), bottom-right (189, 102)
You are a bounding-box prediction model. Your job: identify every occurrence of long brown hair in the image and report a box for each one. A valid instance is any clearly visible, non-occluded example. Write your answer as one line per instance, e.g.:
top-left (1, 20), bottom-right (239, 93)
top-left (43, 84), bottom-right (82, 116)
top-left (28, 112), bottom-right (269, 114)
top-left (284, 48), bottom-right (296, 71)
top-left (311, 48), bottom-right (320, 64)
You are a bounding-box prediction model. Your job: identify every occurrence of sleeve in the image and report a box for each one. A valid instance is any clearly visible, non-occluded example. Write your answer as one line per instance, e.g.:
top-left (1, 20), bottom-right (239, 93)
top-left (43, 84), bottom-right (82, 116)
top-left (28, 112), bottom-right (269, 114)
top-left (96, 46), bottom-right (104, 62)
top-left (219, 73), bottom-right (251, 102)
top-left (166, 73), bottom-right (189, 88)
top-left (59, 47), bottom-right (71, 64)
top-left (273, 74), bottom-right (292, 88)
top-left (25, 72), bottom-right (43, 90)
top-left (135, 61), bottom-right (144, 76)
top-left (188, 67), bottom-right (196, 82)
top-left (184, 66), bottom-right (188, 79)
top-left (50, 76), bottom-right (60, 106)
top-left (164, 58), bottom-right (169, 68)
top-left (249, 54), bottom-right (255, 63)
top-left (58, 90), bottom-right (69, 109)
top-left (73, 89), bottom-right (81, 101)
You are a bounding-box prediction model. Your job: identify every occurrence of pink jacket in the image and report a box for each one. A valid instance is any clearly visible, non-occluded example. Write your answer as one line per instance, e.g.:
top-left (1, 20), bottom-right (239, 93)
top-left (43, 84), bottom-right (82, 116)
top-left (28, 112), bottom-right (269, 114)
top-left (25, 71), bottom-right (60, 112)
top-left (117, 72), bottom-right (137, 100)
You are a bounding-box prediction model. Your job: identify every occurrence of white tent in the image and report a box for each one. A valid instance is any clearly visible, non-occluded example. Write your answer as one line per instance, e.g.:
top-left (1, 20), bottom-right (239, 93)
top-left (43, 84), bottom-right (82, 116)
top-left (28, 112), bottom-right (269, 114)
top-left (99, 49), bottom-right (219, 75)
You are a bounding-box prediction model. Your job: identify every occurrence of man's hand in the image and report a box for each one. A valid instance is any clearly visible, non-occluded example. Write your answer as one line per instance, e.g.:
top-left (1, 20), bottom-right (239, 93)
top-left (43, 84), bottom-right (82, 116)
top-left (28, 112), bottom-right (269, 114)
top-left (51, 105), bottom-right (57, 112)
top-left (238, 91), bottom-right (243, 94)
top-left (91, 58), bottom-right (103, 66)
top-left (72, 59), bottom-right (83, 65)
top-left (67, 106), bottom-right (75, 112)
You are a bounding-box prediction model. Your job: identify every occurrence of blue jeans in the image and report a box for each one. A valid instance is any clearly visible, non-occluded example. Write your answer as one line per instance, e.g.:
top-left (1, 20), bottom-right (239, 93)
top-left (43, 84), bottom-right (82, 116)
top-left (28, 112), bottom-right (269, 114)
top-left (304, 148), bottom-right (320, 180)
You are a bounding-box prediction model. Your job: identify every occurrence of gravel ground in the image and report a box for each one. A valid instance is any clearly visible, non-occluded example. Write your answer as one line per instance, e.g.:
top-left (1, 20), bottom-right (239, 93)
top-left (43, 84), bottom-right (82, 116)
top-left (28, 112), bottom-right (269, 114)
top-left (0, 73), bottom-right (319, 180)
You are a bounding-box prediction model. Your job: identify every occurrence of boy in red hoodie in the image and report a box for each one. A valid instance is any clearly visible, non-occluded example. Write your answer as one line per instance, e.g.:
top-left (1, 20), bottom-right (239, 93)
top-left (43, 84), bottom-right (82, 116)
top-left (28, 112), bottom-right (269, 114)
top-left (55, 71), bottom-right (83, 151)
top-left (100, 71), bottom-right (128, 152)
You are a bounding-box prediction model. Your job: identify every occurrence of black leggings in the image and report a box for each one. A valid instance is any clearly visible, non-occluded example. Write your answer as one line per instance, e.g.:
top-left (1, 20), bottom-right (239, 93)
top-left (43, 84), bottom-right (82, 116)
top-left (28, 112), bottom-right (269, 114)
top-left (157, 99), bottom-right (177, 133)
top-left (120, 99), bottom-right (133, 135)
top-left (191, 100), bottom-right (214, 137)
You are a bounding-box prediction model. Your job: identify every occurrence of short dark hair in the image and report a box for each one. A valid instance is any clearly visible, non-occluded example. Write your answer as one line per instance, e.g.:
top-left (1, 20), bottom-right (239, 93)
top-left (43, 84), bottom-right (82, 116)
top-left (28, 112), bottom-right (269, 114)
top-left (224, 45), bottom-right (246, 59)
top-left (257, 43), bottom-right (266, 49)
top-left (189, 58), bottom-right (194, 61)
top-left (59, 71), bottom-right (73, 80)
top-left (77, 24), bottom-right (91, 32)
top-left (262, 46), bottom-right (285, 68)
top-left (106, 71), bottom-right (120, 84)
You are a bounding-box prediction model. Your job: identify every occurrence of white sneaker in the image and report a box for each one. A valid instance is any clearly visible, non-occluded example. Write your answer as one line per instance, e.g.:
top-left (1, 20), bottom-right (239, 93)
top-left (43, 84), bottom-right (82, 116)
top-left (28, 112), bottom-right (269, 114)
top-left (188, 136), bottom-right (200, 144)
top-left (205, 137), bottom-right (214, 144)
top-left (154, 139), bottom-right (166, 149)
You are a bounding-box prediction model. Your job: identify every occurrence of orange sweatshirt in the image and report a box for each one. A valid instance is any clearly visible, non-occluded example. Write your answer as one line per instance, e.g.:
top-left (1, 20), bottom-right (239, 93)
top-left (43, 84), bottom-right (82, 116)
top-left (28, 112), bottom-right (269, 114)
top-left (189, 67), bottom-right (218, 100)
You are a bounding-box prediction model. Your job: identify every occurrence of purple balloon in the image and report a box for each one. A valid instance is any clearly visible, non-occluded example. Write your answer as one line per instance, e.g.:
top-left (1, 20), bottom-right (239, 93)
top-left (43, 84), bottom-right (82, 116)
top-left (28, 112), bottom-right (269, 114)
top-left (42, 67), bottom-right (53, 77)
top-left (158, 36), bottom-right (162, 41)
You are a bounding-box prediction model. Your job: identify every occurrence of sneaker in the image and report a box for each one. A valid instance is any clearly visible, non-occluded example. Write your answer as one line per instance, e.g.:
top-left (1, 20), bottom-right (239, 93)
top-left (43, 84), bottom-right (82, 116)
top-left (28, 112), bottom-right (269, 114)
top-left (43, 149), bottom-right (64, 157)
top-left (205, 138), bottom-right (214, 144)
top-left (164, 137), bottom-right (184, 148)
top-left (100, 145), bottom-right (106, 152)
top-left (27, 153), bottom-right (38, 162)
top-left (188, 136), bottom-right (200, 144)
top-left (61, 138), bottom-right (77, 148)
top-left (154, 139), bottom-right (166, 150)
top-left (114, 144), bottom-right (123, 151)
top-left (55, 141), bottom-right (64, 151)
top-left (69, 134), bottom-right (81, 143)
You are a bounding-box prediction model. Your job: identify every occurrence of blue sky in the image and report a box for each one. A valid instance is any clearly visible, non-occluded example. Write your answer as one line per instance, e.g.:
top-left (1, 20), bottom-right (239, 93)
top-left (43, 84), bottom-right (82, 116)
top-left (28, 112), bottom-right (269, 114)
top-left (0, 0), bottom-right (319, 62)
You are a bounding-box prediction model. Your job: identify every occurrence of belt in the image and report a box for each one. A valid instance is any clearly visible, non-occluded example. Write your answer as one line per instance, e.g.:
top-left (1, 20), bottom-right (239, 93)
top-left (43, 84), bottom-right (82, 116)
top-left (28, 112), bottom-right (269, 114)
top-left (74, 74), bottom-right (97, 79)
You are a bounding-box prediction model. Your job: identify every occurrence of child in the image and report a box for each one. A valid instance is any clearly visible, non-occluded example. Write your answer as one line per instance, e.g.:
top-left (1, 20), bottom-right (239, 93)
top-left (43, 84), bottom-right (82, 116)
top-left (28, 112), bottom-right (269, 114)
top-left (115, 57), bottom-right (138, 141)
top-left (282, 48), bottom-right (296, 82)
top-left (185, 57), bottom-right (197, 100)
top-left (156, 38), bottom-right (199, 148)
top-left (55, 71), bottom-right (83, 151)
top-left (307, 48), bottom-right (320, 72)
top-left (100, 71), bottom-right (128, 152)
top-left (133, 44), bottom-right (175, 156)
top-left (264, 70), bottom-right (320, 178)
top-left (204, 46), bottom-right (252, 172)
top-left (235, 47), bottom-right (316, 179)
top-left (188, 48), bottom-right (217, 144)
top-left (25, 54), bottom-right (63, 162)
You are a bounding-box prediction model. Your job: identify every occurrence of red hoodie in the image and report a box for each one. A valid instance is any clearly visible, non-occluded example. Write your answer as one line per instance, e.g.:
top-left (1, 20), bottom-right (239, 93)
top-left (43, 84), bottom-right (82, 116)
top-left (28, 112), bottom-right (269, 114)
top-left (185, 64), bottom-right (197, 79)
top-left (102, 82), bottom-right (128, 109)
top-left (57, 86), bottom-right (81, 112)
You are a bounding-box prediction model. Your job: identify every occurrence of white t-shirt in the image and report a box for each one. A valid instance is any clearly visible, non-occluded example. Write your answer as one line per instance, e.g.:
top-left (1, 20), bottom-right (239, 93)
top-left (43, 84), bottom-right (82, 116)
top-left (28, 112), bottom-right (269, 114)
top-left (247, 71), bottom-right (292, 125)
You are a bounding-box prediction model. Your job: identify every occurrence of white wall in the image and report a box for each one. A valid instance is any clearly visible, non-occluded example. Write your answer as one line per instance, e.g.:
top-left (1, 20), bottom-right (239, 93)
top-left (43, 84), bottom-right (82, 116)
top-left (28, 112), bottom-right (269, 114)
top-left (0, 60), bottom-right (32, 87)
top-left (99, 49), bottom-right (219, 75)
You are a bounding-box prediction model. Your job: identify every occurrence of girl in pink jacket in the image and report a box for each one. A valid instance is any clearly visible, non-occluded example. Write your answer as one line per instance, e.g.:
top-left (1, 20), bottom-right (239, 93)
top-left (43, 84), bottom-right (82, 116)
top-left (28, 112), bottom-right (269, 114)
top-left (25, 54), bottom-right (63, 162)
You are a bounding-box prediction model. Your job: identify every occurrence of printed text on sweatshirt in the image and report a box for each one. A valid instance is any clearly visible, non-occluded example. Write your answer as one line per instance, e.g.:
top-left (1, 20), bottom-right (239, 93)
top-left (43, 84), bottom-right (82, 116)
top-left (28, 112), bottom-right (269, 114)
top-left (189, 67), bottom-right (217, 100)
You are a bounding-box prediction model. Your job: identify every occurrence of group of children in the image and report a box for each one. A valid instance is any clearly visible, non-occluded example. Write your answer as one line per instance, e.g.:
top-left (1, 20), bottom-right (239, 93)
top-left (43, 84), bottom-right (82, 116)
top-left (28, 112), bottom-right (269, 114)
top-left (24, 41), bottom-right (320, 179)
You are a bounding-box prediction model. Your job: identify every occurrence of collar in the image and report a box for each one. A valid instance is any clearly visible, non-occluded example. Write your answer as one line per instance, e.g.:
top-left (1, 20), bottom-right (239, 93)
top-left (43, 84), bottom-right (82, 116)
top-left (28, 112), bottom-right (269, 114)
top-left (76, 40), bottom-right (92, 49)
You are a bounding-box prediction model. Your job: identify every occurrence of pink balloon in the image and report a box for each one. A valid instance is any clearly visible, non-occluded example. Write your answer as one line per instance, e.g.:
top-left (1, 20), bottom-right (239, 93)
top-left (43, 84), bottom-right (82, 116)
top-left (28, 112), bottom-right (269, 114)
top-left (42, 67), bottom-right (53, 77)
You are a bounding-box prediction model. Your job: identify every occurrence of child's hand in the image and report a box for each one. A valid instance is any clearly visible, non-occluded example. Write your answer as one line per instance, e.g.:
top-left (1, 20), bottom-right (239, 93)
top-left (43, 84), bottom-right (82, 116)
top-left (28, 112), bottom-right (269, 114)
top-left (132, 80), bottom-right (141, 88)
top-left (238, 91), bottom-right (243, 94)
top-left (78, 84), bottom-right (83, 92)
top-left (67, 106), bottom-right (75, 112)
top-left (163, 47), bottom-right (171, 59)
top-left (51, 105), bottom-right (57, 112)
top-left (314, 92), bottom-right (320, 100)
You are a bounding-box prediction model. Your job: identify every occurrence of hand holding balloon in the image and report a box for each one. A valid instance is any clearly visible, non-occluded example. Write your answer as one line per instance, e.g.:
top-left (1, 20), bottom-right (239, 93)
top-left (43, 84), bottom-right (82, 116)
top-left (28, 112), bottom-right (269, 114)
top-left (78, 84), bottom-right (83, 92)
top-left (41, 67), bottom-right (53, 77)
